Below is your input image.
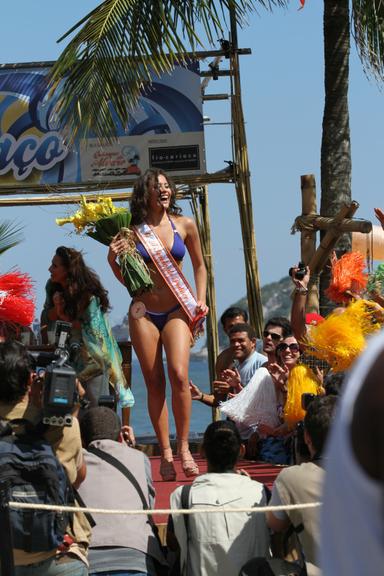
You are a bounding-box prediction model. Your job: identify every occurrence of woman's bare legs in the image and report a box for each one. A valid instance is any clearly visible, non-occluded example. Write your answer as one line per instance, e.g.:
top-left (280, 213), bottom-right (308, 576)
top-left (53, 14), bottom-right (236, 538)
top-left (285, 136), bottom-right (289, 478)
top-left (162, 312), bottom-right (198, 476)
top-left (129, 313), bottom-right (172, 457)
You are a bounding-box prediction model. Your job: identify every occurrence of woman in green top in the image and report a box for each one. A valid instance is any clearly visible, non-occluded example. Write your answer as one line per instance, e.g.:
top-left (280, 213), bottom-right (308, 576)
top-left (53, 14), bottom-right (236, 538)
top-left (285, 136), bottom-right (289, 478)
top-left (41, 246), bottom-right (133, 410)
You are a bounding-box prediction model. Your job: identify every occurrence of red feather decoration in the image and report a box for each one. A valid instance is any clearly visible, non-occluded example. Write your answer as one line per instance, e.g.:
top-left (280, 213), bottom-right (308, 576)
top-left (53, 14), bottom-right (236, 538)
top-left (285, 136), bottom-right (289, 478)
top-left (0, 271), bottom-right (35, 326)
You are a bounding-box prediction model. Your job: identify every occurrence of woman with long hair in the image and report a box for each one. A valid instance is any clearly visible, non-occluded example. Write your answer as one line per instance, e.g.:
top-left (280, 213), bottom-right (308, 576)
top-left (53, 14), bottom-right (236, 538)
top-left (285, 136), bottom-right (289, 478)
top-left (108, 169), bottom-right (208, 480)
top-left (42, 246), bottom-right (131, 409)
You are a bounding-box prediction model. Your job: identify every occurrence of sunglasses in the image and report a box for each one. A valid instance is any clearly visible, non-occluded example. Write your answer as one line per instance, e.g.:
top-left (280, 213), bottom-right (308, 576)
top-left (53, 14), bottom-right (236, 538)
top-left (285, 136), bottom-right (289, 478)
top-left (276, 342), bottom-right (301, 353)
top-left (263, 330), bottom-right (282, 342)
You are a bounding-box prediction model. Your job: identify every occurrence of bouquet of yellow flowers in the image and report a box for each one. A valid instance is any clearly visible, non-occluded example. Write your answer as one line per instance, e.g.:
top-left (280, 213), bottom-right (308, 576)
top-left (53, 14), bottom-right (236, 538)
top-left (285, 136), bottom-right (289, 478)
top-left (56, 196), bottom-right (153, 296)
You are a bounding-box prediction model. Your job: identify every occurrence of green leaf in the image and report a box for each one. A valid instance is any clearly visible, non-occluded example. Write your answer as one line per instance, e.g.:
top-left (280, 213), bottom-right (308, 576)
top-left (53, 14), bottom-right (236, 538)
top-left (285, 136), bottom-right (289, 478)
top-left (0, 221), bottom-right (23, 256)
top-left (49, 0), bottom-right (288, 140)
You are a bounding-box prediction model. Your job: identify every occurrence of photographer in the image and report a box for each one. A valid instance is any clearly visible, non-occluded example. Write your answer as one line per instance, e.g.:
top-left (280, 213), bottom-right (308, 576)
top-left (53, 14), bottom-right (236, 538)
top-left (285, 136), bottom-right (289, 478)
top-left (266, 395), bottom-right (337, 576)
top-left (0, 340), bottom-right (89, 575)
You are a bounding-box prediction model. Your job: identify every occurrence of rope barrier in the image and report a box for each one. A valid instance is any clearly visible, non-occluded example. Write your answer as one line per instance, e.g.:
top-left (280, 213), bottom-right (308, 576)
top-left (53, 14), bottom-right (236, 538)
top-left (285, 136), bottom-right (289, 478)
top-left (9, 501), bottom-right (321, 516)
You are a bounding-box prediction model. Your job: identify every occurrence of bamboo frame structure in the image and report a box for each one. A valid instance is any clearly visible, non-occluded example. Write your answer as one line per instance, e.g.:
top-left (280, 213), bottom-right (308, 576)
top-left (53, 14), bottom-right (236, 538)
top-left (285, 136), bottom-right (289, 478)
top-left (229, 8), bottom-right (264, 337)
top-left (299, 175), bottom-right (319, 313)
top-left (189, 186), bottom-right (220, 422)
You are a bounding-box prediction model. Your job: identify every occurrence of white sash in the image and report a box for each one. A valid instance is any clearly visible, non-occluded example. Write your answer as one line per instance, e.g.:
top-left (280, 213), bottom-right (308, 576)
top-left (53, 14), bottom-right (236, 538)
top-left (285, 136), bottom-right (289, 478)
top-left (133, 221), bottom-right (205, 338)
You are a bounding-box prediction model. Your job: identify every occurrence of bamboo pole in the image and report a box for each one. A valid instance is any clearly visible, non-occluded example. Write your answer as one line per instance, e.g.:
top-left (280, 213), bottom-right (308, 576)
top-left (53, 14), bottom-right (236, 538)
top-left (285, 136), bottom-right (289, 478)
top-left (229, 8), bottom-right (264, 337)
top-left (300, 175), bottom-right (319, 314)
top-left (190, 186), bottom-right (220, 422)
top-left (0, 49), bottom-right (252, 72)
top-left (0, 171), bottom-right (236, 202)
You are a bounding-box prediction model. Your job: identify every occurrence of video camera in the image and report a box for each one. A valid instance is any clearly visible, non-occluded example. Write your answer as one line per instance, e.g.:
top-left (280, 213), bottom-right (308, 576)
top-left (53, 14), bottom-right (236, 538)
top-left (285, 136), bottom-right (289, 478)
top-left (29, 321), bottom-right (80, 427)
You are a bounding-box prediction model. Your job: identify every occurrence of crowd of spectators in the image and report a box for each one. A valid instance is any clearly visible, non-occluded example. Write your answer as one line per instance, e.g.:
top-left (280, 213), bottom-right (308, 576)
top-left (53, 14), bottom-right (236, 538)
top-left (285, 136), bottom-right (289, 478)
top-left (2, 209), bottom-right (384, 575)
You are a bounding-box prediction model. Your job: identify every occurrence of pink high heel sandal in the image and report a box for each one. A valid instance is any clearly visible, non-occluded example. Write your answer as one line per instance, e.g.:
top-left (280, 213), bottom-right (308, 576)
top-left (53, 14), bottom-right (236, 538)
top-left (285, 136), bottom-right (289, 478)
top-left (159, 449), bottom-right (176, 482)
top-left (178, 449), bottom-right (199, 477)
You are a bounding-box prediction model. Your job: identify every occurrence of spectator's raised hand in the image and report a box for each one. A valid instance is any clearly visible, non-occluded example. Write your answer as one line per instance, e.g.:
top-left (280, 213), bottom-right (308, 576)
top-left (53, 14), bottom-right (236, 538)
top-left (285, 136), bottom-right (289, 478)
top-left (290, 263), bottom-right (310, 290)
top-left (268, 362), bottom-right (289, 391)
top-left (189, 380), bottom-right (203, 400)
top-left (213, 380), bottom-right (232, 395)
top-left (221, 367), bottom-right (242, 393)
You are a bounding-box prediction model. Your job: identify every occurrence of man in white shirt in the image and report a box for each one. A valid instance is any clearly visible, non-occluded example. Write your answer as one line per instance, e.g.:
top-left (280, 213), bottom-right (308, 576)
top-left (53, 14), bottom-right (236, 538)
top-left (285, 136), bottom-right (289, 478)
top-left (170, 420), bottom-right (270, 576)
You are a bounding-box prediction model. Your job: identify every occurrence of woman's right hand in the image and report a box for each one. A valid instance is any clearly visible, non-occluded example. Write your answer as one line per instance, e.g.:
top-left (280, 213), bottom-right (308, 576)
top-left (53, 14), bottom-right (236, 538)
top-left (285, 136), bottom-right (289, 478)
top-left (108, 234), bottom-right (128, 263)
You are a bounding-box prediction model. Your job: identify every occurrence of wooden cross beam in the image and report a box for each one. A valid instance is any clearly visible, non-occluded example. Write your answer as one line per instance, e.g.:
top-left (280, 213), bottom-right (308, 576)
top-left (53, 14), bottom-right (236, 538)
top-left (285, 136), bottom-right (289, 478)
top-left (292, 174), bottom-right (373, 313)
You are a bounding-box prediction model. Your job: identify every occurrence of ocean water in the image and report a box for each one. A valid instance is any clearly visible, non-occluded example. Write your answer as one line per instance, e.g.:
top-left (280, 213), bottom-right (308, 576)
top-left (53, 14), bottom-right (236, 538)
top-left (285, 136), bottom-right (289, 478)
top-left (129, 358), bottom-right (213, 437)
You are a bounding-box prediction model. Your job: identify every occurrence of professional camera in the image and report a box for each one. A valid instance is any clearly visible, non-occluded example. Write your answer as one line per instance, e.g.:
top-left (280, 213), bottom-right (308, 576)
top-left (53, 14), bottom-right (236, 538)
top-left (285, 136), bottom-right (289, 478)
top-left (30, 321), bottom-right (80, 427)
top-left (289, 261), bottom-right (307, 281)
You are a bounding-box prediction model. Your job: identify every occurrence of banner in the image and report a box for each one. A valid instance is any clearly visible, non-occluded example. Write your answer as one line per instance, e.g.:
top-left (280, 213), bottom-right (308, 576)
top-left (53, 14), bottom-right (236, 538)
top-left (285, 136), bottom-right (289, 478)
top-left (0, 61), bottom-right (205, 188)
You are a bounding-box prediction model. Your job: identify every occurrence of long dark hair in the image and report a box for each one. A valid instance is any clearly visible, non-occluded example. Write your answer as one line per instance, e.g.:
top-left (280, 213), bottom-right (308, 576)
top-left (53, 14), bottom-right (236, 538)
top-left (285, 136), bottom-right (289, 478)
top-left (130, 169), bottom-right (182, 225)
top-left (53, 246), bottom-right (110, 318)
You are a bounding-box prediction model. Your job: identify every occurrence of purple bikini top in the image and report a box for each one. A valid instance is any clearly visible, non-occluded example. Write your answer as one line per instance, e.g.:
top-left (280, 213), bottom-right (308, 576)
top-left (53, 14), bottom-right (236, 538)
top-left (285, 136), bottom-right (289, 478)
top-left (136, 218), bottom-right (186, 262)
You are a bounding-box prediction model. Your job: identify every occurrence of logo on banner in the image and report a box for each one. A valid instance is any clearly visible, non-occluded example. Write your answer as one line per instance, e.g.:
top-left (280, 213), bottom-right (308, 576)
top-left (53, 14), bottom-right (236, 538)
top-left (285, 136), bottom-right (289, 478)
top-left (0, 132), bottom-right (68, 181)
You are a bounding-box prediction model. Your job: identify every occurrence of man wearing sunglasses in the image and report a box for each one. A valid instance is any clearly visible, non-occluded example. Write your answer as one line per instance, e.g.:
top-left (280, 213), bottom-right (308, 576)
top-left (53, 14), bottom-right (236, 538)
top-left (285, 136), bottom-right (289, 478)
top-left (262, 317), bottom-right (292, 365)
top-left (191, 317), bottom-right (291, 406)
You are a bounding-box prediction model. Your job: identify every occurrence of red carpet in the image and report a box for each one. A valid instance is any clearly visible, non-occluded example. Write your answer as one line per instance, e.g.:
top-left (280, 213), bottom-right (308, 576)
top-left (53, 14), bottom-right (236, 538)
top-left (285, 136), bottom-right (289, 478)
top-left (151, 455), bottom-right (282, 523)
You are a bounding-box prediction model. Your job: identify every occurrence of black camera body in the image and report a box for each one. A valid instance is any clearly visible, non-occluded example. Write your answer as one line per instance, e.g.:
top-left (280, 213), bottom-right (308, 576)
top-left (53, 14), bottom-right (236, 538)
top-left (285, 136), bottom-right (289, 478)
top-left (30, 321), bottom-right (79, 427)
top-left (43, 364), bottom-right (77, 427)
top-left (289, 261), bottom-right (307, 281)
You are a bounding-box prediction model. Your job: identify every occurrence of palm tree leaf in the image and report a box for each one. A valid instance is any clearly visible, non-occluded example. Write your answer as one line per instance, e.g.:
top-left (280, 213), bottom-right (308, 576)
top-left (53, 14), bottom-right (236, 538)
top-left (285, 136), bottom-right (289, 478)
top-left (0, 221), bottom-right (23, 256)
top-left (352, 0), bottom-right (384, 80)
top-left (49, 0), bottom-right (288, 140)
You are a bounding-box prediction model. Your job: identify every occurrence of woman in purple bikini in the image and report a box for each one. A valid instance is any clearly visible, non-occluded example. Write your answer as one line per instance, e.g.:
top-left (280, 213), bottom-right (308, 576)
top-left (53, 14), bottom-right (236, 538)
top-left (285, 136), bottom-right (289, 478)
top-left (108, 169), bottom-right (208, 481)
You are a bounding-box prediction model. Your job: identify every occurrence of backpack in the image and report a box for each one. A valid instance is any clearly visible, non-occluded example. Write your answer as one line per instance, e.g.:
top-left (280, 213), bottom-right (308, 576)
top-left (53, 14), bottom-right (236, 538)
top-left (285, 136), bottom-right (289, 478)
top-left (0, 418), bottom-right (73, 553)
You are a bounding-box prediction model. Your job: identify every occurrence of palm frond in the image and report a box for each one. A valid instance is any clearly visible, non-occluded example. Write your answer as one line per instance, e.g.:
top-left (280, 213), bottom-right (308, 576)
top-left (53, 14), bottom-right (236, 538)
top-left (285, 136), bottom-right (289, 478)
top-left (352, 0), bottom-right (384, 80)
top-left (0, 221), bottom-right (23, 256)
top-left (49, 0), bottom-right (288, 140)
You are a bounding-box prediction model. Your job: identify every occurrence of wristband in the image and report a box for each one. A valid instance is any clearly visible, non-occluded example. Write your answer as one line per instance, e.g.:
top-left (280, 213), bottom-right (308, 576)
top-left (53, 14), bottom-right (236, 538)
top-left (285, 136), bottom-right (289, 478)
top-left (295, 286), bottom-right (308, 294)
top-left (200, 392), bottom-right (204, 402)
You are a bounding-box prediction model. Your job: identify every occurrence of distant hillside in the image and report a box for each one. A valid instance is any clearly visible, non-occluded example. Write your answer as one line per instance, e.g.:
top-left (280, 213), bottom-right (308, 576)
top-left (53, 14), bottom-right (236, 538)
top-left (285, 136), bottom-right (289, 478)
top-left (216, 275), bottom-right (292, 347)
top-left (112, 276), bottom-right (293, 348)
top-left (112, 314), bottom-right (129, 342)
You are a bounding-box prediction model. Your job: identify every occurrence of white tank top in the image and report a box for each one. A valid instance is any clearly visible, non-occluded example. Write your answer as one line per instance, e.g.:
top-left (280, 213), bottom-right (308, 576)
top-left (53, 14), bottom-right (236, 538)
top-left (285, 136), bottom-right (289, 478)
top-left (321, 330), bottom-right (384, 575)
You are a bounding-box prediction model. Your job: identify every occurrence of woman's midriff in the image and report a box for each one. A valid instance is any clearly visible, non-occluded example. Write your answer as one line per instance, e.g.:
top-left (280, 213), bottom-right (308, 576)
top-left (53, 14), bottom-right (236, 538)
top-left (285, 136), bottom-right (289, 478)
top-left (133, 263), bottom-right (182, 313)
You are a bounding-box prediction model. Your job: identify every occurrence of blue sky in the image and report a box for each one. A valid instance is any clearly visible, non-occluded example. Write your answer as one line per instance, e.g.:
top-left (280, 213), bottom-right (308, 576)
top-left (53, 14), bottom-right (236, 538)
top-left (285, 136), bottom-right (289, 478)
top-left (1, 1), bottom-right (383, 329)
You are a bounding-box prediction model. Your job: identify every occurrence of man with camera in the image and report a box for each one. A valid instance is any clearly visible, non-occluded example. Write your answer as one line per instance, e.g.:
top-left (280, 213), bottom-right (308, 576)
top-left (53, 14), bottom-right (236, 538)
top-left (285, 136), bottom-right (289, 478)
top-left (0, 340), bottom-right (89, 575)
top-left (265, 395), bottom-right (337, 576)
